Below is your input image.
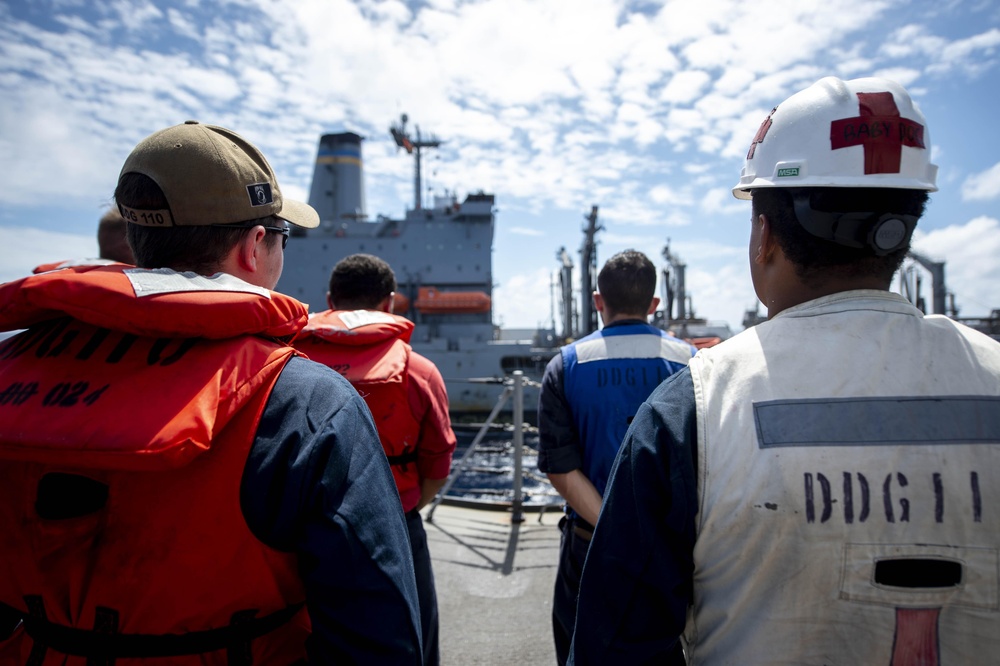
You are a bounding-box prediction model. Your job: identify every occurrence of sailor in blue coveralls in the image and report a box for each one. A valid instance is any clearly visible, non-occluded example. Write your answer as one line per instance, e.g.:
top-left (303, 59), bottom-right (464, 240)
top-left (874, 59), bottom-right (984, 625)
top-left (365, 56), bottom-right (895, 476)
top-left (537, 249), bottom-right (696, 665)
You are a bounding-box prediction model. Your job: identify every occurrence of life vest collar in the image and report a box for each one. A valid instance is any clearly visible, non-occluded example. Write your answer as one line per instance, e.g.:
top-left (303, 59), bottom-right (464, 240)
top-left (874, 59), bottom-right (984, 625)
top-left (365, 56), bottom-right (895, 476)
top-left (0, 265), bottom-right (308, 340)
top-left (301, 309), bottom-right (415, 346)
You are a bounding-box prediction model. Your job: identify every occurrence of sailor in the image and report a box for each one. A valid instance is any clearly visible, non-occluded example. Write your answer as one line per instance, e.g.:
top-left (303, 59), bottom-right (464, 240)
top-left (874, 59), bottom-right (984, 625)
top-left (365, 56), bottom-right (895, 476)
top-left (537, 249), bottom-right (697, 666)
top-left (32, 206), bottom-right (136, 273)
top-left (293, 252), bottom-right (457, 666)
top-left (0, 121), bottom-right (422, 664)
top-left (570, 77), bottom-right (1000, 664)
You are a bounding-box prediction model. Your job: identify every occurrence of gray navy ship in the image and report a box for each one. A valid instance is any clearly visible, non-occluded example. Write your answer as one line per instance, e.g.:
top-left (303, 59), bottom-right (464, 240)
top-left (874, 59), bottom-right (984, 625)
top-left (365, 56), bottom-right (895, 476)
top-left (278, 116), bottom-right (559, 416)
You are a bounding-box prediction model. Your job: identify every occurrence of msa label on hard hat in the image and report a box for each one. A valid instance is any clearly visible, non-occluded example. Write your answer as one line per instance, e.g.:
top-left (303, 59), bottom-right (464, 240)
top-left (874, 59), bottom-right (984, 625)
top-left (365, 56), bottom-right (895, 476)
top-left (777, 167), bottom-right (800, 178)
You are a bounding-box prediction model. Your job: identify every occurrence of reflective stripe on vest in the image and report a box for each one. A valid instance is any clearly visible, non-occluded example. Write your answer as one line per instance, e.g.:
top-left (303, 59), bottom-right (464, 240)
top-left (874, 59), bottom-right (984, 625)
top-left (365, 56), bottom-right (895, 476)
top-left (563, 323), bottom-right (694, 497)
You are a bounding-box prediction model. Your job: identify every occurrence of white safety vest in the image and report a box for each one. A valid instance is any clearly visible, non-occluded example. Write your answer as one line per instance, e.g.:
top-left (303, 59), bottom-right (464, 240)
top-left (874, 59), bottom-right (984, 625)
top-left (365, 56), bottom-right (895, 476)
top-left (684, 290), bottom-right (1000, 665)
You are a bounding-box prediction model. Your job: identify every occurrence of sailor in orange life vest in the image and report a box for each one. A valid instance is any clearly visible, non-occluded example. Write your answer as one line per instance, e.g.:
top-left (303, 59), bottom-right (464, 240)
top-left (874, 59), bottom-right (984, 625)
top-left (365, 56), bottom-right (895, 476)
top-left (0, 121), bottom-right (422, 664)
top-left (293, 253), bottom-right (457, 666)
top-left (570, 77), bottom-right (1000, 664)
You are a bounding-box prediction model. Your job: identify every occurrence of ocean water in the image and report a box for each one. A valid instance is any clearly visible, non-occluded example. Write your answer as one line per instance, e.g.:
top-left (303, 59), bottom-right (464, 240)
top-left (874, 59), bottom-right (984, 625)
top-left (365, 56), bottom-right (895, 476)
top-left (443, 426), bottom-right (562, 508)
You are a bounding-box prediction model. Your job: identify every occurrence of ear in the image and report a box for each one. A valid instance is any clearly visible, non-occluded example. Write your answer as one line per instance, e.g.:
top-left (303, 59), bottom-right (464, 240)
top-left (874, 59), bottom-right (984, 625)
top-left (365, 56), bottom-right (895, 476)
top-left (592, 291), bottom-right (603, 312)
top-left (236, 226), bottom-right (268, 273)
top-left (327, 293), bottom-right (335, 310)
top-left (754, 213), bottom-right (776, 265)
top-left (647, 296), bottom-right (660, 315)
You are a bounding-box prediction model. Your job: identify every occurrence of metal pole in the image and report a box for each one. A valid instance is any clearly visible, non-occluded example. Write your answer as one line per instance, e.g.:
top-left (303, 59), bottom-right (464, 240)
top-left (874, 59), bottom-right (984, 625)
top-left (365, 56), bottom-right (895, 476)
top-left (511, 371), bottom-right (525, 523)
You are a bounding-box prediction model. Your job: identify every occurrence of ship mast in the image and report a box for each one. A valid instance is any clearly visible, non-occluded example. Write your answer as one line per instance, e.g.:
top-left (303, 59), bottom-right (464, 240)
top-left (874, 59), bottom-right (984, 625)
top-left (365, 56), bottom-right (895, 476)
top-left (903, 250), bottom-right (951, 315)
top-left (662, 238), bottom-right (687, 321)
top-left (390, 113), bottom-right (442, 211)
top-left (579, 205), bottom-right (603, 336)
top-left (556, 247), bottom-right (574, 339)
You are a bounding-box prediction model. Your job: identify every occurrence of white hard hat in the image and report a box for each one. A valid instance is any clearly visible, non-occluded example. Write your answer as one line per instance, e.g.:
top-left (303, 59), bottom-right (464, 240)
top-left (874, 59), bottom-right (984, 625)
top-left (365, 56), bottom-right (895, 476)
top-left (733, 77), bottom-right (938, 200)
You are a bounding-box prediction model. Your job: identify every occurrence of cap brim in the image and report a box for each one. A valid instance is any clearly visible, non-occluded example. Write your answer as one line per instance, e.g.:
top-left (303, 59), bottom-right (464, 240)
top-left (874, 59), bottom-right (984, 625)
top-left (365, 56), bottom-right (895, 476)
top-left (279, 198), bottom-right (320, 229)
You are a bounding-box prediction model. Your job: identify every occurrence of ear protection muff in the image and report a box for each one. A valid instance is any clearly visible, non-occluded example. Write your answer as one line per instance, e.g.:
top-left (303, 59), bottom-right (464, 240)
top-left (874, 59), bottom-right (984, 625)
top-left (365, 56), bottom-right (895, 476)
top-left (792, 193), bottom-right (917, 256)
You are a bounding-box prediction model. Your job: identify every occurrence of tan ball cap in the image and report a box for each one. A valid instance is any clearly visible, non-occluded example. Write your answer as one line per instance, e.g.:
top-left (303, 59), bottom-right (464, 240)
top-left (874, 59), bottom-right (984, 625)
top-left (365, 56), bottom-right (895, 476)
top-left (118, 120), bottom-right (319, 229)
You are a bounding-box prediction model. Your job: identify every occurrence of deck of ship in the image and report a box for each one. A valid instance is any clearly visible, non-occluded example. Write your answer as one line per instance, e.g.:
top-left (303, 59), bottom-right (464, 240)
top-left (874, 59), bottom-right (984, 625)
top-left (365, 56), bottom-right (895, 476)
top-left (426, 501), bottom-right (562, 665)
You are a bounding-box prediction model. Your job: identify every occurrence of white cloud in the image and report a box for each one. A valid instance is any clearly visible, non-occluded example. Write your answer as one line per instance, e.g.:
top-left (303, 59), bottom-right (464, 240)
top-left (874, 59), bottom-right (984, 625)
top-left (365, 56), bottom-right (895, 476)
top-left (870, 67), bottom-right (922, 86)
top-left (2, 0), bottom-right (988, 227)
top-left (110, 0), bottom-right (164, 31)
top-left (713, 68), bottom-right (754, 96)
top-left (660, 70), bottom-right (711, 104)
top-left (370, 0), bottom-right (412, 25)
top-left (0, 89), bottom-right (125, 207)
top-left (836, 56), bottom-right (877, 77)
top-left (683, 259), bottom-right (755, 333)
top-left (0, 227), bottom-right (97, 285)
top-left (881, 24), bottom-right (947, 59)
top-left (961, 162), bottom-right (1000, 201)
top-left (882, 24), bottom-right (1000, 78)
top-left (701, 187), bottom-right (746, 215)
top-left (930, 27), bottom-right (1000, 76)
top-left (662, 107), bottom-right (707, 148)
top-left (166, 7), bottom-right (200, 39)
top-left (493, 266), bottom-right (556, 329)
top-left (649, 184), bottom-right (692, 206)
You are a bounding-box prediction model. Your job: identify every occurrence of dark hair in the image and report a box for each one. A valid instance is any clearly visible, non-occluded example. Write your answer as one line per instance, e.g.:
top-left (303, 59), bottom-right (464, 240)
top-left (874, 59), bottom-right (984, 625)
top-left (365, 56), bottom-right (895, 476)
top-left (752, 187), bottom-right (929, 288)
top-left (115, 173), bottom-right (281, 273)
top-left (328, 254), bottom-right (397, 310)
top-left (597, 250), bottom-right (657, 317)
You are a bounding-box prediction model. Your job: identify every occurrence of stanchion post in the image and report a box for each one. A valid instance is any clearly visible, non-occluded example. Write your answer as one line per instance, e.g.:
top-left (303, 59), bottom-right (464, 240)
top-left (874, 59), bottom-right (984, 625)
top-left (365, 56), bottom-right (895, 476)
top-left (511, 370), bottom-right (525, 523)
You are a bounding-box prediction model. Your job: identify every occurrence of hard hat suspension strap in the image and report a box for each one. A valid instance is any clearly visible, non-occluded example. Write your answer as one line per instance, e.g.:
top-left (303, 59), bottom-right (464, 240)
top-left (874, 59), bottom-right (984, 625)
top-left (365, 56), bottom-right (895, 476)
top-left (792, 192), bottom-right (917, 257)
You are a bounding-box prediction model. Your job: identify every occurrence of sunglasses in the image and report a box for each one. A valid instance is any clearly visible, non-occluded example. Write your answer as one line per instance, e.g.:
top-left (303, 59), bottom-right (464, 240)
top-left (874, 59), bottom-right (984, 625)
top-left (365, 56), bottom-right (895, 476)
top-left (261, 225), bottom-right (290, 250)
top-left (211, 222), bottom-right (289, 250)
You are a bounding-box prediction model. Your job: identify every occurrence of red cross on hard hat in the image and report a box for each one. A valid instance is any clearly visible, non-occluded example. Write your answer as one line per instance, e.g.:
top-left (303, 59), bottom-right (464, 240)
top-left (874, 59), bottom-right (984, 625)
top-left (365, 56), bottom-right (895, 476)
top-left (733, 77), bottom-right (939, 200)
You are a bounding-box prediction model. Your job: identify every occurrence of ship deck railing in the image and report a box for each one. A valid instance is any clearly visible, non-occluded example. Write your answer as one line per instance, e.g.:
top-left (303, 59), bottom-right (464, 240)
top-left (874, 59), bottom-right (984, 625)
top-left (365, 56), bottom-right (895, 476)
top-left (427, 371), bottom-right (562, 524)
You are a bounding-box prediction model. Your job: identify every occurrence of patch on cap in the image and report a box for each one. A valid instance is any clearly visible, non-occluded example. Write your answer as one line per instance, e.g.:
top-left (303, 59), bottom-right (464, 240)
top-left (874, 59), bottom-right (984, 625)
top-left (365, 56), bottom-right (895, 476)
top-left (248, 183), bottom-right (274, 207)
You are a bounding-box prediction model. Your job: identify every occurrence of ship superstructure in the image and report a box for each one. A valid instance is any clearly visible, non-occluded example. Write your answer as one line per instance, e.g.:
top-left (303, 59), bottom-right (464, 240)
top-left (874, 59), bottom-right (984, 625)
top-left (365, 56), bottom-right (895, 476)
top-left (278, 117), bottom-right (556, 416)
top-left (651, 239), bottom-right (733, 346)
top-left (898, 251), bottom-right (1000, 341)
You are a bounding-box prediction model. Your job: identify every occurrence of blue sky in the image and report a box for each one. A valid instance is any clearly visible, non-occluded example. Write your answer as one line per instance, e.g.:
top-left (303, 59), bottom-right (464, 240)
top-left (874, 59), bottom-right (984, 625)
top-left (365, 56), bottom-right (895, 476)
top-left (1, 0), bottom-right (998, 332)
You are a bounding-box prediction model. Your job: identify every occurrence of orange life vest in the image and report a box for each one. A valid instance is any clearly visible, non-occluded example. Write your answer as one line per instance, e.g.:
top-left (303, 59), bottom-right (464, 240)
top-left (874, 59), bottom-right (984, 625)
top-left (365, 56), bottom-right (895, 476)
top-left (32, 258), bottom-right (124, 274)
top-left (0, 265), bottom-right (311, 665)
top-left (295, 310), bottom-right (423, 511)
